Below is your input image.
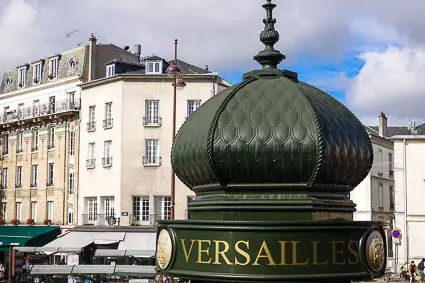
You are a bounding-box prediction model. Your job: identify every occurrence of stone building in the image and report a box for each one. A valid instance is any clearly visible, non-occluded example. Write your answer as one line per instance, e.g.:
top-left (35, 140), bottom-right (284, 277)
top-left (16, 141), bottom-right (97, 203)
top-left (78, 57), bottom-right (231, 226)
top-left (0, 35), bottom-right (140, 228)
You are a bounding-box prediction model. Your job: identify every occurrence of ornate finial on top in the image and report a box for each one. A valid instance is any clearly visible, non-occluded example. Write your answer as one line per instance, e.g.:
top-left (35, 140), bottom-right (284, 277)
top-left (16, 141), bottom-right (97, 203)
top-left (254, 0), bottom-right (286, 70)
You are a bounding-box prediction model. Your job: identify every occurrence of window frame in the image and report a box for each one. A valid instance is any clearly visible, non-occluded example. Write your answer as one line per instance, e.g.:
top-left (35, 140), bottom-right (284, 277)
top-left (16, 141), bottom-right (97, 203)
top-left (106, 64), bottom-right (115, 77)
top-left (31, 165), bottom-right (38, 187)
top-left (68, 170), bottom-right (74, 196)
top-left (16, 166), bottom-right (22, 188)
top-left (18, 67), bottom-right (27, 88)
top-left (33, 62), bottom-right (43, 84)
top-left (47, 163), bottom-right (54, 186)
top-left (31, 201), bottom-right (37, 220)
top-left (2, 168), bottom-right (8, 188)
top-left (144, 100), bottom-right (160, 125)
top-left (2, 134), bottom-right (9, 155)
top-left (187, 100), bottom-right (201, 117)
top-left (69, 131), bottom-right (75, 156)
top-left (144, 139), bottom-right (160, 165)
top-left (32, 128), bottom-right (39, 151)
top-left (146, 61), bottom-right (162, 74)
top-left (47, 201), bottom-right (54, 220)
top-left (16, 202), bottom-right (22, 221)
top-left (48, 126), bottom-right (55, 149)
top-left (48, 57), bottom-right (59, 79)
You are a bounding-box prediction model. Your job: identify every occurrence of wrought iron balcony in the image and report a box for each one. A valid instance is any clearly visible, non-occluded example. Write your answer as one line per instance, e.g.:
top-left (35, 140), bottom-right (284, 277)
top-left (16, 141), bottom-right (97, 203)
top-left (46, 181), bottom-right (54, 187)
top-left (130, 213), bottom-right (169, 226)
top-left (143, 116), bottom-right (162, 127)
top-left (102, 157), bottom-right (113, 167)
top-left (103, 118), bottom-right (113, 129)
top-left (86, 159), bottom-right (96, 169)
top-left (143, 156), bottom-right (162, 166)
top-left (82, 214), bottom-right (118, 226)
top-left (0, 98), bottom-right (80, 125)
top-left (87, 121), bottom-right (96, 132)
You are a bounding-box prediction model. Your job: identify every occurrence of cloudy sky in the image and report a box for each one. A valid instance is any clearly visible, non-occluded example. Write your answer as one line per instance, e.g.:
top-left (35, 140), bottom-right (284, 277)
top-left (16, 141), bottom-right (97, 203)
top-left (1, 0), bottom-right (425, 126)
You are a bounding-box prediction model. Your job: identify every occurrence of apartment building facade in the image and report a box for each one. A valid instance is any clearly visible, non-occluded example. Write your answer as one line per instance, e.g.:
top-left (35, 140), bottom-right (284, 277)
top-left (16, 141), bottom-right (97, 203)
top-left (0, 35), bottom-right (140, 227)
top-left (78, 57), bottom-right (230, 226)
top-left (351, 114), bottom-right (395, 262)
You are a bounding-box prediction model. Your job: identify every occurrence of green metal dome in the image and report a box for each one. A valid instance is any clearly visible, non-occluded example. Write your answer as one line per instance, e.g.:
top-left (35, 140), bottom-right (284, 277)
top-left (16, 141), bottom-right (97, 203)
top-left (172, 69), bottom-right (372, 192)
top-left (171, 0), bottom-right (373, 213)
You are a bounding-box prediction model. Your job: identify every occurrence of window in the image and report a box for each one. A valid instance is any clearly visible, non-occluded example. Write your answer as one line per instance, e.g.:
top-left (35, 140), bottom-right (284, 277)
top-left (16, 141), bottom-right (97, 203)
top-left (18, 67), bottom-right (26, 88)
top-left (155, 196), bottom-right (171, 220)
top-left (49, 96), bottom-right (55, 113)
top-left (69, 131), bottom-right (75, 156)
top-left (106, 64), bottom-right (115, 77)
top-left (33, 62), bottom-right (42, 84)
top-left (47, 163), bottom-right (54, 186)
top-left (2, 134), bottom-right (8, 155)
top-left (378, 149), bottom-right (383, 175)
top-left (32, 129), bottom-right (39, 151)
top-left (389, 153), bottom-right (393, 177)
top-left (17, 103), bottom-right (24, 119)
top-left (48, 126), bottom-right (55, 149)
top-left (378, 183), bottom-right (384, 208)
top-left (48, 57), bottom-right (58, 79)
top-left (103, 141), bottom-right (112, 167)
top-left (103, 102), bottom-right (113, 129)
top-left (16, 131), bottom-right (23, 153)
top-left (68, 170), bottom-right (74, 196)
top-left (87, 142), bottom-right (96, 168)
top-left (133, 197), bottom-right (150, 225)
top-left (88, 106), bottom-right (96, 131)
top-left (31, 201), bottom-right (37, 220)
top-left (104, 197), bottom-right (115, 219)
top-left (31, 165), bottom-right (38, 187)
top-left (144, 100), bottom-right (160, 125)
top-left (390, 185), bottom-right (394, 210)
top-left (187, 100), bottom-right (201, 117)
top-left (16, 202), bottom-right (22, 221)
top-left (1, 202), bottom-right (6, 219)
top-left (87, 197), bottom-right (98, 223)
top-left (15, 166), bottom-right (22, 188)
top-left (33, 100), bottom-right (40, 116)
top-left (68, 208), bottom-right (73, 225)
top-left (146, 61), bottom-right (161, 74)
top-left (144, 139), bottom-right (160, 165)
top-left (68, 91), bottom-right (75, 105)
top-left (2, 168), bottom-right (8, 188)
top-left (47, 201), bottom-right (54, 221)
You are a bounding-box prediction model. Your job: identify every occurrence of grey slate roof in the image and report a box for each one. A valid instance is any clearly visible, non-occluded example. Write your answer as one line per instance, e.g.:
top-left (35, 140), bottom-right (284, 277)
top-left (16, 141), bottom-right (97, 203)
top-left (170, 59), bottom-right (210, 75)
top-left (0, 46), bottom-right (86, 94)
top-left (369, 124), bottom-right (425, 137)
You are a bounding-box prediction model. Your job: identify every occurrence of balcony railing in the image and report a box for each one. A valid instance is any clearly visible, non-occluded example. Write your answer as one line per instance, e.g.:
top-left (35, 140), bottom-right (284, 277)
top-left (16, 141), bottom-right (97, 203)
top-left (82, 214), bottom-right (117, 226)
top-left (86, 159), bottom-right (96, 169)
top-left (87, 121), bottom-right (96, 132)
top-left (130, 213), bottom-right (169, 226)
top-left (103, 118), bottom-right (113, 129)
top-left (0, 98), bottom-right (80, 125)
top-left (143, 156), bottom-right (162, 166)
top-left (16, 148), bottom-right (23, 154)
top-left (143, 116), bottom-right (162, 127)
top-left (102, 157), bottom-right (113, 167)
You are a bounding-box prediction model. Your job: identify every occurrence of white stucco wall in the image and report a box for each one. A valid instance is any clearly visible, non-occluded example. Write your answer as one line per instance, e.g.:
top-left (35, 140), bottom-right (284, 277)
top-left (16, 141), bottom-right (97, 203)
top-left (79, 76), bottom-right (225, 225)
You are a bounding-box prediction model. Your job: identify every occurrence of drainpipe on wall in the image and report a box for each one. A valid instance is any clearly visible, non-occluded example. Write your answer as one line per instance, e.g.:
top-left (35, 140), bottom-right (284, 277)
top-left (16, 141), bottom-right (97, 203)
top-left (403, 138), bottom-right (409, 262)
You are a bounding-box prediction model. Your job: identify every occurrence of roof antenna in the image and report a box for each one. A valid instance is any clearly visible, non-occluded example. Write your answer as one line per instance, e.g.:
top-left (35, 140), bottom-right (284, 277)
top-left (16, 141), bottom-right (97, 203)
top-left (407, 119), bottom-right (418, 134)
top-left (66, 29), bottom-right (79, 39)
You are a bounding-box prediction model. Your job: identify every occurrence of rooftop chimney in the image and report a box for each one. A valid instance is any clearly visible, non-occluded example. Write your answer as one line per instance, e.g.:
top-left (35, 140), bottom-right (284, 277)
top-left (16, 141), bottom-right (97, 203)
top-left (378, 112), bottom-right (388, 137)
top-left (88, 33), bottom-right (97, 81)
top-left (133, 44), bottom-right (141, 62)
top-left (205, 65), bottom-right (209, 71)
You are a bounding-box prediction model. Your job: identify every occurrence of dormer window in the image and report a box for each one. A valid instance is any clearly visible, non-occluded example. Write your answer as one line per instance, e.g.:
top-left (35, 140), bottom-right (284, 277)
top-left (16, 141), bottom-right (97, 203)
top-left (48, 57), bottom-right (59, 79)
top-left (17, 67), bottom-right (27, 88)
top-left (106, 64), bottom-right (115, 77)
top-left (33, 62), bottom-right (42, 84)
top-left (146, 61), bottom-right (162, 74)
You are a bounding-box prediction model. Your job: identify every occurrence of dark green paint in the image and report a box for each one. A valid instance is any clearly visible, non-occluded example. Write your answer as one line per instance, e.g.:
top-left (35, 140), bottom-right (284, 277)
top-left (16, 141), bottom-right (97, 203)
top-left (161, 0), bottom-right (386, 282)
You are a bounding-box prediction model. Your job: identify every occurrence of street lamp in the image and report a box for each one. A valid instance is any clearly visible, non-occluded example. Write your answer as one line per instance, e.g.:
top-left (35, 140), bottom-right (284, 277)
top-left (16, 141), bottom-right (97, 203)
top-left (166, 39), bottom-right (186, 220)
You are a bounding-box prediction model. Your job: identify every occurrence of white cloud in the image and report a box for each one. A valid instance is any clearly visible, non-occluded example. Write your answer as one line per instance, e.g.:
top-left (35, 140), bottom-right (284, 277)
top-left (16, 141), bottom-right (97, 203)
top-left (347, 45), bottom-right (425, 124)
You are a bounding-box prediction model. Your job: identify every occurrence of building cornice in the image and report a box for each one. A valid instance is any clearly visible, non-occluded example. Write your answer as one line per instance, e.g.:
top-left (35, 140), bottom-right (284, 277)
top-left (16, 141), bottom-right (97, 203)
top-left (0, 75), bottom-right (81, 99)
top-left (390, 135), bottom-right (425, 141)
top-left (80, 73), bottom-right (231, 90)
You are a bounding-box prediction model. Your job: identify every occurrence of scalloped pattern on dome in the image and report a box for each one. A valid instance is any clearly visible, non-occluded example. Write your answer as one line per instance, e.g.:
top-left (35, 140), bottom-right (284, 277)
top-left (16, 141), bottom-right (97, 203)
top-left (172, 73), bottom-right (373, 191)
top-left (297, 82), bottom-right (373, 186)
top-left (212, 78), bottom-right (319, 185)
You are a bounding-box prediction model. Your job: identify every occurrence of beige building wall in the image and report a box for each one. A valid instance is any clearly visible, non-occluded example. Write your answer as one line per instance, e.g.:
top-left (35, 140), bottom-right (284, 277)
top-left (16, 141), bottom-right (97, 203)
top-left (79, 75), bottom-right (229, 226)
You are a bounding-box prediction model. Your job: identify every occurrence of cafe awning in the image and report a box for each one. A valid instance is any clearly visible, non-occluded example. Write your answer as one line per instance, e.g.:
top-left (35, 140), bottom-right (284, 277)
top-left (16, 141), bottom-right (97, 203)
top-left (29, 265), bottom-right (156, 278)
top-left (40, 231), bottom-right (126, 253)
top-left (94, 249), bottom-right (155, 258)
top-left (0, 226), bottom-right (61, 248)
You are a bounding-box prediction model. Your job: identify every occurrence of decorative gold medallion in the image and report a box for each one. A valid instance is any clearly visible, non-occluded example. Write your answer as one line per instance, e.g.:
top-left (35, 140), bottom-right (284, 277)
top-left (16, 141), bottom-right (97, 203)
top-left (156, 229), bottom-right (173, 270)
top-left (365, 230), bottom-right (386, 273)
